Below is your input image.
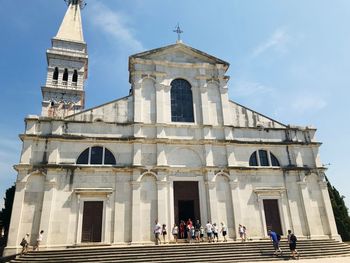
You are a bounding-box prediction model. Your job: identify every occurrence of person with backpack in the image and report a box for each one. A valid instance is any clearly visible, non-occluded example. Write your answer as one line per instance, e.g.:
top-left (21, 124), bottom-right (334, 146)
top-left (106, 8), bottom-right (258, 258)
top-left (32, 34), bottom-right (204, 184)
top-left (287, 230), bottom-right (299, 259)
top-left (20, 233), bottom-right (29, 255)
top-left (268, 230), bottom-right (282, 256)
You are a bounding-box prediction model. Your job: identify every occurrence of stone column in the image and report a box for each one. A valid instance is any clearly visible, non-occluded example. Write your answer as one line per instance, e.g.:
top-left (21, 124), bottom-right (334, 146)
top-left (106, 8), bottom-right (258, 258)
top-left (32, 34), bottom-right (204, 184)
top-left (133, 143), bottom-right (142, 166)
top-left (200, 85), bottom-right (210, 125)
top-left (157, 181), bottom-right (168, 240)
top-left (38, 178), bottom-right (57, 246)
top-left (5, 180), bottom-right (26, 255)
top-left (155, 84), bottom-right (165, 124)
top-left (297, 181), bottom-right (312, 238)
top-left (229, 180), bottom-right (241, 240)
top-left (319, 180), bottom-right (341, 241)
top-left (133, 81), bottom-right (142, 123)
top-left (157, 144), bottom-right (167, 166)
top-left (131, 181), bottom-right (141, 243)
top-left (204, 144), bottom-right (214, 167)
top-left (206, 181), bottom-right (218, 223)
top-left (219, 81), bottom-right (233, 126)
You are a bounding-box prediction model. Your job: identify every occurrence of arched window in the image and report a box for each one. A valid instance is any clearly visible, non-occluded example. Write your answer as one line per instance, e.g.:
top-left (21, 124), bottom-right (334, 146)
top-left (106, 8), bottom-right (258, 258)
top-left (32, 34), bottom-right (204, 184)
top-left (170, 79), bottom-right (194, 122)
top-left (53, 67), bottom-right (59, 80)
top-left (249, 150), bottom-right (281, 167)
top-left (72, 70), bottom-right (78, 83)
top-left (63, 68), bottom-right (68, 82)
top-left (76, 146), bottom-right (116, 165)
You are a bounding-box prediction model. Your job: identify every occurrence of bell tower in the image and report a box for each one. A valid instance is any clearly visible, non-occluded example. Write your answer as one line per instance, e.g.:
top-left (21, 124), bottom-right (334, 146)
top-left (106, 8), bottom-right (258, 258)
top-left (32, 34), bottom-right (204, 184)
top-left (41, 0), bottom-right (88, 118)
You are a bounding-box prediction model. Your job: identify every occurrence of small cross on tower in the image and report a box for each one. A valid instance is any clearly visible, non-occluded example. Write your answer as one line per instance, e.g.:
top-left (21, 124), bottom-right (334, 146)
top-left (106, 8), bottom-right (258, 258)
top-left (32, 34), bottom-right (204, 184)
top-left (173, 23), bottom-right (183, 43)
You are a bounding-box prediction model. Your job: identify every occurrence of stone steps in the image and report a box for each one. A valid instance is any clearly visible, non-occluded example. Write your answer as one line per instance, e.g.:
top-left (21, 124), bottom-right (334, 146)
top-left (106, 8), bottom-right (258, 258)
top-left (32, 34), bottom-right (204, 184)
top-left (11, 239), bottom-right (350, 263)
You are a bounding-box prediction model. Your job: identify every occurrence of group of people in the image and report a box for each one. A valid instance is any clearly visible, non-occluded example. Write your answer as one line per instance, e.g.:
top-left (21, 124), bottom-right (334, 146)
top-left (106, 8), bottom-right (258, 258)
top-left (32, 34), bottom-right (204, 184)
top-left (20, 230), bottom-right (44, 255)
top-left (154, 219), bottom-right (228, 245)
top-left (268, 229), bottom-right (299, 259)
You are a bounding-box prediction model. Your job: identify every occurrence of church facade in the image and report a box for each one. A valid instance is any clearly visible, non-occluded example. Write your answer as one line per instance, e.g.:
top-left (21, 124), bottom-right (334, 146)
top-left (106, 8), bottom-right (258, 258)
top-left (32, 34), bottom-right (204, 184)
top-left (5, 1), bottom-right (340, 255)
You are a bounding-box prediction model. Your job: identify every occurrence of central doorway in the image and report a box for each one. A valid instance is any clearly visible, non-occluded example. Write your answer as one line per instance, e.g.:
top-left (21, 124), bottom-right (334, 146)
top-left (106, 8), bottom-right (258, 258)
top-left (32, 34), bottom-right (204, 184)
top-left (263, 199), bottom-right (283, 235)
top-left (174, 181), bottom-right (200, 226)
top-left (81, 201), bottom-right (103, 242)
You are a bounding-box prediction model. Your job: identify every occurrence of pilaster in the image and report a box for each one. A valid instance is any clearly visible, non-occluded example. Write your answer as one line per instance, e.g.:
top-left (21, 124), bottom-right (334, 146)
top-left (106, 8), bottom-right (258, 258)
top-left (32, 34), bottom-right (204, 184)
top-left (200, 85), bottom-right (210, 125)
top-left (205, 178), bottom-right (218, 222)
top-left (318, 180), bottom-right (341, 241)
top-left (131, 180), bottom-right (141, 242)
top-left (219, 81), bottom-right (233, 126)
top-left (229, 177), bottom-right (241, 240)
top-left (157, 180), bottom-right (168, 236)
top-left (38, 178), bottom-right (57, 246)
top-left (133, 82), bottom-right (142, 123)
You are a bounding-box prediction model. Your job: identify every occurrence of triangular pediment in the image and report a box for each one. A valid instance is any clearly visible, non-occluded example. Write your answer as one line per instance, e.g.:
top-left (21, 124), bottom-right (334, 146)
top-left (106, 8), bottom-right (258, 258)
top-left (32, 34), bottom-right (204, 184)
top-left (130, 42), bottom-right (229, 66)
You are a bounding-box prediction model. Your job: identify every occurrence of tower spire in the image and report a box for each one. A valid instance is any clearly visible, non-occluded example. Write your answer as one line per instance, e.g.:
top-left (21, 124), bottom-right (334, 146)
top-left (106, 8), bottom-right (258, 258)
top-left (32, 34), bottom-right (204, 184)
top-left (56, 0), bottom-right (85, 42)
top-left (41, 0), bottom-right (88, 118)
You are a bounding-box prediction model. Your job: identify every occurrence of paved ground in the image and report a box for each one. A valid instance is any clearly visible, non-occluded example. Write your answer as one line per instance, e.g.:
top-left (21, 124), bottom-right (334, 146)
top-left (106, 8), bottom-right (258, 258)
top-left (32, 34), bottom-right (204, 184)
top-left (244, 256), bottom-right (350, 263)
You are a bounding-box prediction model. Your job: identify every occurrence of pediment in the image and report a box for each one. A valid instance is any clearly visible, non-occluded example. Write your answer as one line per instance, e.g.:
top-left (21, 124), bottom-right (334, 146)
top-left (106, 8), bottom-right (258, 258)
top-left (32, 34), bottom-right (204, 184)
top-left (130, 43), bottom-right (229, 66)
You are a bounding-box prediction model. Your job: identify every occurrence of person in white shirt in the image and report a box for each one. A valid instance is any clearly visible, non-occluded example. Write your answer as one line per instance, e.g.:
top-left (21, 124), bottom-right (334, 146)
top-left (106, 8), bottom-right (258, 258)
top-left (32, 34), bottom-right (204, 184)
top-left (220, 222), bottom-right (228, 242)
top-left (172, 224), bottom-right (179, 243)
top-left (212, 223), bottom-right (219, 242)
top-left (153, 220), bottom-right (162, 245)
top-left (205, 221), bottom-right (213, 243)
top-left (33, 230), bottom-right (44, 251)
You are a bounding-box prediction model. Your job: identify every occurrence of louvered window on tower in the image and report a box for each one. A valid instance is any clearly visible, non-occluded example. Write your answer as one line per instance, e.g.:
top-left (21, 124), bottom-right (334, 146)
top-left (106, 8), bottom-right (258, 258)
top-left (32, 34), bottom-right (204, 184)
top-left (53, 67), bottom-right (59, 83)
top-left (72, 70), bottom-right (78, 86)
top-left (63, 68), bottom-right (68, 84)
top-left (170, 79), bottom-right (194, 122)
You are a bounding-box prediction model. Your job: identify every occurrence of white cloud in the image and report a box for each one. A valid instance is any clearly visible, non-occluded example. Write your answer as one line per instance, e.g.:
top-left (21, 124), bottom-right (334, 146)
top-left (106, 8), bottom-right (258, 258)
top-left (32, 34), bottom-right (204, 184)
top-left (87, 1), bottom-right (144, 52)
top-left (252, 28), bottom-right (290, 57)
top-left (291, 96), bottom-right (327, 113)
top-left (233, 80), bottom-right (273, 97)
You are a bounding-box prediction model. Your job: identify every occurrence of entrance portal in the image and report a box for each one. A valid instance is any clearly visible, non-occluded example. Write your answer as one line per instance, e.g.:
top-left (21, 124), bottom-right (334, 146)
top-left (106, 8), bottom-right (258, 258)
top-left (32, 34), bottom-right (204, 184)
top-left (81, 201), bottom-right (103, 242)
top-left (263, 199), bottom-right (283, 235)
top-left (174, 181), bottom-right (200, 225)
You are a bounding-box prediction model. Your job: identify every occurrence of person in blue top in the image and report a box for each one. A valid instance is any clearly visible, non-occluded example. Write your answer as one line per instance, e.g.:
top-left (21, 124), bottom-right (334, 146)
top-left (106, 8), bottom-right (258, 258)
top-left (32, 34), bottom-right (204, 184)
top-left (268, 230), bottom-right (282, 256)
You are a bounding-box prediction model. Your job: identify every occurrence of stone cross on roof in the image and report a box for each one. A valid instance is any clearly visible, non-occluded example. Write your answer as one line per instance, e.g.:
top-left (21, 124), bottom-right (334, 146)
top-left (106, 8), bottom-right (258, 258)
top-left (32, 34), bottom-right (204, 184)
top-left (173, 23), bottom-right (183, 43)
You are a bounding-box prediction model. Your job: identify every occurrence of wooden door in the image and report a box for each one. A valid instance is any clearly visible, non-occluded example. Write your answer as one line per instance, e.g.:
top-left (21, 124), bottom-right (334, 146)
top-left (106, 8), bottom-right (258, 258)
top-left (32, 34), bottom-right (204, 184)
top-left (263, 199), bottom-right (283, 235)
top-left (81, 201), bottom-right (103, 242)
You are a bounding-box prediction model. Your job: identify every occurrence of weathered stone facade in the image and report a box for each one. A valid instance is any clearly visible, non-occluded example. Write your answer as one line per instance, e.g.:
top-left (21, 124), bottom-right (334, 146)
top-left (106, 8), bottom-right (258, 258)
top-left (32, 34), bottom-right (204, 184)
top-left (4, 1), bottom-right (340, 255)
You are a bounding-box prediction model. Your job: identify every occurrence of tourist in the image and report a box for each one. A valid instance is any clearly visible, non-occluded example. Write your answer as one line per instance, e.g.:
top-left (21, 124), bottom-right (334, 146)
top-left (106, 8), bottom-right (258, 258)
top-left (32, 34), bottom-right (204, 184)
top-left (20, 233), bottom-right (29, 255)
top-left (243, 225), bottom-right (248, 241)
top-left (190, 225), bottom-right (195, 243)
top-left (186, 221), bottom-right (192, 243)
top-left (162, 224), bottom-right (167, 243)
top-left (33, 230), bottom-right (44, 251)
top-left (212, 223), bottom-right (219, 242)
top-left (220, 222), bottom-right (227, 242)
top-left (238, 224), bottom-right (244, 242)
top-left (287, 229), bottom-right (299, 259)
top-left (153, 220), bottom-right (162, 245)
top-left (180, 220), bottom-right (185, 239)
top-left (206, 221), bottom-right (213, 243)
top-left (172, 224), bottom-right (179, 243)
top-left (268, 230), bottom-right (282, 256)
top-left (200, 225), bottom-right (205, 242)
top-left (195, 220), bottom-right (201, 243)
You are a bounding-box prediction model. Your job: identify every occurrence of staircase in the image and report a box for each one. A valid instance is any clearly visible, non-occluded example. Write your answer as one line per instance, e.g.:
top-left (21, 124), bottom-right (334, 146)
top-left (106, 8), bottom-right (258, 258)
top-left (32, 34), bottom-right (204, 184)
top-left (11, 239), bottom-right (350, 263)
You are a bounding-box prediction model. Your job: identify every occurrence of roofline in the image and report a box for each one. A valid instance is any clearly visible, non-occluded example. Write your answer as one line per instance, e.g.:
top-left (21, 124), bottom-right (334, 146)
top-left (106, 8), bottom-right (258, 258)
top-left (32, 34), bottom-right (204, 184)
top-left (229, 99), bottom-right (287, 128)
top-left (64, 95), bottom-right (131, 119)
top-left (129, 42), bottom-right (230, 67)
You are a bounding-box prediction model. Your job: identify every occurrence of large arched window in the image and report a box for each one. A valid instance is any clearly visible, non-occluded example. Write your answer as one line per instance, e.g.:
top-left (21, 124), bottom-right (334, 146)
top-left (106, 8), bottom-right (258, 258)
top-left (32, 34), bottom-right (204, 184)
top-left (249, 150), bottom-right (280, 167)
top-left (170, 79), bottom-right (194, 122)
top-left (76, 146), bottom-right (116, 165)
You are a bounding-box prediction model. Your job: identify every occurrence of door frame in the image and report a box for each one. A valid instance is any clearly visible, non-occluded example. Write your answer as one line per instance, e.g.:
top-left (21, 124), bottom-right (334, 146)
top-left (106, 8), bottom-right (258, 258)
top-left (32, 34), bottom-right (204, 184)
top-left (74, 188), bottom-right (113, 245)
top-left (254, 188), bottom-right (288, 238)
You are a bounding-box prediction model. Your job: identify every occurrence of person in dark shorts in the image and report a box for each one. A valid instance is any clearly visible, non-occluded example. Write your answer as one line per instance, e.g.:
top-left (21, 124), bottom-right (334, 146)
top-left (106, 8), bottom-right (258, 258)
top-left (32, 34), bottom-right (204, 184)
top-left (268, 230), bottom-right (282, 256)
top-left (162, 224), bottom-right (167, 243)
top-left (287, 230), bottom-right (299, 259)
top-left (220, 222), bottom-right (227, 242)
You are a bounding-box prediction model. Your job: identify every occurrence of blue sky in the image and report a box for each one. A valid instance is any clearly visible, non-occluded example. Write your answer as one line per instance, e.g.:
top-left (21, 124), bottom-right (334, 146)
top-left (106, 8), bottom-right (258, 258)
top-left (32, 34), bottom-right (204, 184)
top-left (0, 0), bottom-right (350, 210)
